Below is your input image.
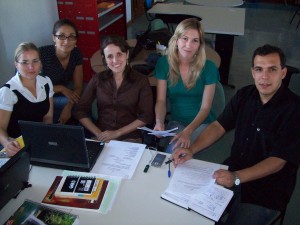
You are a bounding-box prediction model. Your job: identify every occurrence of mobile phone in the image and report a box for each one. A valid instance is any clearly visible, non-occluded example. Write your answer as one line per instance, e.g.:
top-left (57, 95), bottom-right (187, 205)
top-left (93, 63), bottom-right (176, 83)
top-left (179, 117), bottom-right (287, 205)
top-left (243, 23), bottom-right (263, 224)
top-left (151, 153), bottom-right (166, 167)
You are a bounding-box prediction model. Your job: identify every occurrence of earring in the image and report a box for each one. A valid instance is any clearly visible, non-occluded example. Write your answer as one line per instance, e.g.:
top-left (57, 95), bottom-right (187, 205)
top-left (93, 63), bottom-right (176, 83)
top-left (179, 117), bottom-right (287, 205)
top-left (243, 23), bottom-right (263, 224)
top-left (126, 59), bottom-right (129, 65)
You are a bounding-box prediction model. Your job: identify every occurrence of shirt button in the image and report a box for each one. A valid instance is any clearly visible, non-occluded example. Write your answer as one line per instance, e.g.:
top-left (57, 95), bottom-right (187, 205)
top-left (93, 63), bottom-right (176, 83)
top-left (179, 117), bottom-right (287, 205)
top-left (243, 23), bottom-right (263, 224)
top-left (246, 138), bottom-right (249, 141)
top-left (257, 128), bottom-right (260, 131)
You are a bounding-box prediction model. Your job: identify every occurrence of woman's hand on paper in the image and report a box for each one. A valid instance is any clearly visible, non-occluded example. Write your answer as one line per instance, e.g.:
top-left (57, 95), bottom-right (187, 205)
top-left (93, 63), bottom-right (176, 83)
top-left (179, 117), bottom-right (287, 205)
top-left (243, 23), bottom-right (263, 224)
top-left (153, 121), bottom-right (165, 138)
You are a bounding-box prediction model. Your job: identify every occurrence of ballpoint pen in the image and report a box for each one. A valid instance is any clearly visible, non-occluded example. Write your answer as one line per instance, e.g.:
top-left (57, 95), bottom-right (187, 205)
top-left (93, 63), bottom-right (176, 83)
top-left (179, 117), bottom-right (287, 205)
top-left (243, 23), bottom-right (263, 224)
top-left (165, 153), bottom-right (186, 165)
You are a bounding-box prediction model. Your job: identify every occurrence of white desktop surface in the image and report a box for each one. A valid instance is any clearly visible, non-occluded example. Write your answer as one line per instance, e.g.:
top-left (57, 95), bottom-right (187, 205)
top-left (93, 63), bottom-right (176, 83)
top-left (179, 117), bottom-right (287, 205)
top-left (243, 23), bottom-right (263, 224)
top-left (0, 146), bottom-right (214, 225)
top-left (148, 3), bottom-right (245, 35)
top-left (185, 0), bottom-right (244, 7)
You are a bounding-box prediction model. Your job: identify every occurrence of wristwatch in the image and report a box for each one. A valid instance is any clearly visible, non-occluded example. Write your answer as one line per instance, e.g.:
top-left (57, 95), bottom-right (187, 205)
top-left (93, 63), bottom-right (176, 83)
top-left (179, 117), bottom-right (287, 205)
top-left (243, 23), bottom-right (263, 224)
top-left (233, 172), bottom-right (240, 186)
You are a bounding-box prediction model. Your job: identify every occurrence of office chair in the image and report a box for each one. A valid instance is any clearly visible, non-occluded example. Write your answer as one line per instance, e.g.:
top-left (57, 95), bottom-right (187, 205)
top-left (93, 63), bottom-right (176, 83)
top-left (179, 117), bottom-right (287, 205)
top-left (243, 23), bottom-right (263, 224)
top-left (144, 0), bottom-right (155, 22)
top-left (211, 82), bottom-right (226, 117)
top-left (269, 207), bottom-right (287, 225)
top-left (283, 65), bottom-right (300, 87)
top-left (143, 0), bottom-right (168, 31)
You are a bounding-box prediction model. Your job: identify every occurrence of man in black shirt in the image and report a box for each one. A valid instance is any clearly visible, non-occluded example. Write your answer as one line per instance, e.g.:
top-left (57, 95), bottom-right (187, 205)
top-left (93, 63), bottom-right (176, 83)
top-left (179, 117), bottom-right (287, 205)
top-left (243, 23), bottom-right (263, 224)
top-left (172, 44), bottom-right (300, 225)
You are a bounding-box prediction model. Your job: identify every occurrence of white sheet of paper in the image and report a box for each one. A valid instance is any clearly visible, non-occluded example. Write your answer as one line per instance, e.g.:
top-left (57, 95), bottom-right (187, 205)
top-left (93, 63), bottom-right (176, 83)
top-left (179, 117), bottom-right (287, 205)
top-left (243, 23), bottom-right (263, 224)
top-left (0, 158), bottom-right (9, 168)
top-left (137, 126), bottom-right (178, 137)
top-left (91, 140), bottom-right (146, 179)
top-left (168, 159), bottom-right (220, 195)
top-left (189, 184), bottom-right (234, 221)
top-left (161, 159), bottom-right (232, 222)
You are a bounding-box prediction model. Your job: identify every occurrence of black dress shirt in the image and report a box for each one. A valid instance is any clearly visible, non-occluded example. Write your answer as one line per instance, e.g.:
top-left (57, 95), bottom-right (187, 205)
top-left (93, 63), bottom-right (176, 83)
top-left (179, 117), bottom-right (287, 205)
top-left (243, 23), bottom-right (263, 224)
top-left (218, 84), bottom-right (300, 211)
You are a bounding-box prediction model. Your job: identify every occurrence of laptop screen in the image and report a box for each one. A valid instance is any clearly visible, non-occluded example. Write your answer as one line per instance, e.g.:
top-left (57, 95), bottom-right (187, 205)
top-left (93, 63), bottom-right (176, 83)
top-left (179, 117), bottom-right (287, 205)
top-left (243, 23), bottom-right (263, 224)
top-left (0, 147), bottom-right (30, 210)
top-left (18, 121), bottom-right (104, 171)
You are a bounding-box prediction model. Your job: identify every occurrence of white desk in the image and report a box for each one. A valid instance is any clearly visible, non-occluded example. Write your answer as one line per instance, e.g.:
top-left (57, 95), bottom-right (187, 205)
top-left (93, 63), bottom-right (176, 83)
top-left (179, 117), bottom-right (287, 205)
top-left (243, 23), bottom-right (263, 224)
top-left (148, 3), bottom-right (245, 35)
top-left (148, 3), bottom-right (245, 87)
top-left (0, 147), bottom-right (214, 225)
top-left (185, 0), bottom-right (244, 7)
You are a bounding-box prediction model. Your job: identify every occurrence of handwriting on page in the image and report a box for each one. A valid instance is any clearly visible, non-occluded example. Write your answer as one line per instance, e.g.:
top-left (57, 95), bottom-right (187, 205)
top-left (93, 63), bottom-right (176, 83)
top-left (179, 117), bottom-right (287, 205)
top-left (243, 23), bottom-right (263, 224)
top-left (189, 184), bottom-right (233, 221)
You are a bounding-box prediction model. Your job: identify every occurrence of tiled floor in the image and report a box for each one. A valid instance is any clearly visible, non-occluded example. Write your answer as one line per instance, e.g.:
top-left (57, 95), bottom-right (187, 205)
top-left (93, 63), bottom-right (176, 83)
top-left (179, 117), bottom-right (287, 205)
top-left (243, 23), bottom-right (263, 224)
top-left (127, 2), bottom-right (300, 225)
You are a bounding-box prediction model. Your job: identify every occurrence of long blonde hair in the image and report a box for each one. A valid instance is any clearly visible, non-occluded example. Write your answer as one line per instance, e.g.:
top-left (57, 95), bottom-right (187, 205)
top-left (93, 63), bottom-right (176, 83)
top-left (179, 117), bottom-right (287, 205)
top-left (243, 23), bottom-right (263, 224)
top-left (168, 18), bottom-right (206, 89)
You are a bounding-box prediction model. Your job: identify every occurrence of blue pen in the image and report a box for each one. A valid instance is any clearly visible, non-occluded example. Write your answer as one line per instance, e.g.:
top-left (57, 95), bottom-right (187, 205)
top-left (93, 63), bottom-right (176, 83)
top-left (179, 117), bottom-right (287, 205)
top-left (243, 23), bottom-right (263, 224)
top-left (168, 163), bottom-right (171, 178)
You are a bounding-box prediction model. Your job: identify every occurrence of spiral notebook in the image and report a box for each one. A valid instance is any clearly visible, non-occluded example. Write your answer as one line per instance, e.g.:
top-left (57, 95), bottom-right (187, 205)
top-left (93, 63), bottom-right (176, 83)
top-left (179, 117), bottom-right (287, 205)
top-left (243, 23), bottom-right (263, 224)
top-left (18, 120), bottom-right (104, 172)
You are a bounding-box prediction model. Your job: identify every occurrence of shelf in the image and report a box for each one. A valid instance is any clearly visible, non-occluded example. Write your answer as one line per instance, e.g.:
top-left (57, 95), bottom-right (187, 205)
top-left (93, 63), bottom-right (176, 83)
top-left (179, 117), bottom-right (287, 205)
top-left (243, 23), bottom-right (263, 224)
top-left (57, 0), bottom-right (126, 81)
top-left (99, 13), bottom-right (123, 31)
top-left (98, 1), bottom-right (123, 18)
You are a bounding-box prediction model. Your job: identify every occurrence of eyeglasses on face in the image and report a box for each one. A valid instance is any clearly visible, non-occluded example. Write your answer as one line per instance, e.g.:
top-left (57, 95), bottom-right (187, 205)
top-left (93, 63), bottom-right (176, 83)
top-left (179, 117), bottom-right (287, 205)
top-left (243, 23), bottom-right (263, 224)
top-left (17, 59), bottom-right (41, 66)
top-left (55, 34), bottom-right (77, 41)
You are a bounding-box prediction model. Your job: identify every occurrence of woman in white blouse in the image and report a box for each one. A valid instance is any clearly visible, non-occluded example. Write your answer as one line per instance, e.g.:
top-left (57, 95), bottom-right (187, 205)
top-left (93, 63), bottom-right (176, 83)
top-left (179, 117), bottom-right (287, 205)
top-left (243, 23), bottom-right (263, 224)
top-left (0, 42), bottom-right (54, 156)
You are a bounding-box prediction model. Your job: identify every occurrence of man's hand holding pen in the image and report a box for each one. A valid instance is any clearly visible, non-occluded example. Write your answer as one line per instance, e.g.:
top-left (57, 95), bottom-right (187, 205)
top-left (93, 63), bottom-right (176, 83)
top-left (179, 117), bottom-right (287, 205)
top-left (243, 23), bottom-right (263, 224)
top-left (172, 148), bottom-right (193, 167)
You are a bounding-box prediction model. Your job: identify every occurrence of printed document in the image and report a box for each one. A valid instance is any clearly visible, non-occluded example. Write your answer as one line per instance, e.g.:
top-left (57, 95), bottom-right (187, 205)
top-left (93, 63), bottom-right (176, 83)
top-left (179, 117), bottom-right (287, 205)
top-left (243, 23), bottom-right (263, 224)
top-left (137, 126), bottom-right (178, 137)
top-left (91, 140), bottom-right (145, 179)
top-left (161, 159), bottom-right (233, 222)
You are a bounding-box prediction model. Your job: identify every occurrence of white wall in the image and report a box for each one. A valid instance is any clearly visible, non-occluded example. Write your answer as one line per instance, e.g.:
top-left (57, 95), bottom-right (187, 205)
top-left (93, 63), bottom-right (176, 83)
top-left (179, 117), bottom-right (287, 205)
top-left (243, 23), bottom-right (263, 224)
top-left (0, 0), bottom-right (58, 85)
top-left (126, 0), bottom-right (131, 23)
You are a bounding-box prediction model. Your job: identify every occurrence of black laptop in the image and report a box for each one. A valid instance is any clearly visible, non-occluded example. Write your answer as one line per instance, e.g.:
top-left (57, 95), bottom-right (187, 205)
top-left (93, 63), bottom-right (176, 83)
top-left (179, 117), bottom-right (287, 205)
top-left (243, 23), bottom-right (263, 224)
top-left (0, 147), bottom-right (31, 210)
top-left (18, 121), bottom-right (104, 172)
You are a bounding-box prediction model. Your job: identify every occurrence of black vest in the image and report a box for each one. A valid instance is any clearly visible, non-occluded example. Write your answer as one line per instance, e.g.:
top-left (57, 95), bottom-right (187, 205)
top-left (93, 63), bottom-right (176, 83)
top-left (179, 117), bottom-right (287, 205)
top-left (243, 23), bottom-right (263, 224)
top-left (4, 83), bottom-right (50, 138)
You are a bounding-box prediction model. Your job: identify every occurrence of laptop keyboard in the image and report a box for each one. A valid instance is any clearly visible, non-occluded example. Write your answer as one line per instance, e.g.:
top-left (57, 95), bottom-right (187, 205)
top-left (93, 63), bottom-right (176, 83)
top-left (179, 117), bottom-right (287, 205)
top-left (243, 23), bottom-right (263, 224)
top-left (86, 141), bottom-right (104, 161)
